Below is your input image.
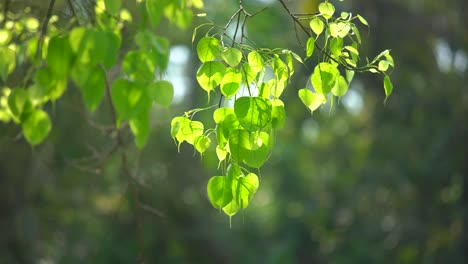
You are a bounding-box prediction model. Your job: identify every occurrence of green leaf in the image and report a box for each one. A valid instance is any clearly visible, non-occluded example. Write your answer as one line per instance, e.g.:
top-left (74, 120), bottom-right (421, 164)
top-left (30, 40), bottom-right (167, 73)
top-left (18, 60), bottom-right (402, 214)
top-left (111, 79), bottom-right (151, 121)
top-left (242, 131), bottom-right (272, 168)
top-left (135, 31), bottom-right (170, 71)
top-left (345, 70), bottom-right (355, 83)
top-left (220, 68), bottom-right (242, 98)
top-left (232, 173), bottom-right (259, 209)
top-left (216, 145), bottom-right (227, 162)
top-left (298, 88), bottom-right (325, 112)
top-left (171, 116), bottom-right (190, 146)
top-left (319, 2), bottom-right (335, 19)
top-left (0, 47), bottom-right (15, 81)
top-left (357, 14), bottom-right (369, 26)
top-left (22, 109), bottom-right (51, 146)
top-left (129, 109), bottom-right (150, 149)
top-left (331, 75), bottom-right (348, 97)
top-left (179, 120), bottom-right (204, 145)
top-left (146, 0), bottom-right (164, 27)
top-left (194, 135), bottom-right (211, 154)
top-left (196, 37), bottom-right (221, 62)
top-left (105, 0), bottom-right (121, 15)
top-left (310, 17), bottom-right (325, 35)
top-left (7, 88), bottom-right (33, 123)
top-left (147, 80), bottom-right (174, 107)
top-left (240, 64), bottom-right (257, 85)
top-left (47, 35), bottom-right (73, 79)
top-left (71, 65), bottom-right (106, 112)
top-left (330, 37), bottom-right (343, 56)
top-left (36, 68), bottom-right (67, 101)
top-left (247, 51), bottom-right (264, 74)
top-left (378, 60), bottom-right (390, 72)
top-left (196, 61), bottom-right (226, 93)
top-left (122, 50), bottom-right (155, 82)
top-left (384, 75), bottom-right (393, 97)
top-left (222, 48), bottom-right (242, 67)
top-left (329, 22), bottom-right (351, 38)
top-left (101, 31), bottom-right (121, 69)
top-left (311, 62), bottom-right (340, 94)
top-left (207, 176), bottom-right (234, 209)
top-left (213, 107), bottom-right (235, 123)
top-left (234, 97), bottom-right (272, 132)
top-left (306, 37), bottom-right (315, 57)
top-left (271, 99), bottom-right (285, 129)
top-left (228, 129), bottom-right (252, 163)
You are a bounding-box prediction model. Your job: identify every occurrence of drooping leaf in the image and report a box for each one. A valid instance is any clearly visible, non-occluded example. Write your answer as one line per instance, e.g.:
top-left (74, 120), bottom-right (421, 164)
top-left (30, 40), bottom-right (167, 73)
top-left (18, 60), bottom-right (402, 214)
top-left (222, 48), bottom-right (242, 67)
top-left (247, 51), bottom-right (264, 74)
top-left (213, 107), bottom-right (235, 124)
top-left (0, 47), bottom-right (15, 81)
top-left (47, 35), bottom-right (73, 79)
top-left (306, 37), bottom-right (315, 58)
top-left (271, 99), bottom-right (285, 129)
top-left (232, 173), bottom-right (259, 209)
top-left (220, 68), bottom-right (242, 98)
top-left (196, 36), bottom-right (221, 62)
top-left (228, 129), bottom-right (252, 163)
top-left (331, 75), bottom-right (349, 97)
top-left (207, 176), bottom-right (234, 209)
top-left (384, 75), bottom-right (393, 97)
top-left (196, 61), bottom-right (226, 93)
top-left (194, 135), bottom-right (211, 154)
top-left (7, 88), bottom-right (33, 123)
top-left (378, 60), bottom-right (390, 72)
top-left (147, 80), bottom-right (174, 107)
top-left (311, 62), bottom-right (340, 94)
top-left (129, 109), bottom-right (150, 149)
top-left (234, 97), bottom-right (272, 132)
top-left (122, 50), bottom-right (155, 82)
top-left (146, 0), bottom-right (164, 27)
top-left (310, 17), bottom-right (325, 35)
top-left (180, 120), bottom-right (204, 145)
top-left (357, 14), bottom-right (369, 26)
top-left (329, 22), bottom-right (351, 38)
top-left (298, 88), bottom-right (325, 112)
top-left (330, 37), bottom-right (343, 56)
top-left (135, 31), bottom-right (170, 71)
top-left (242, 131), bottom-right (272, 168)
top-left (21, 109), bottom-right (51, 146)
top-left (71, 65), bottom-right (106, 112)
top-left (319, 2), bottom-right (335, 19)
top-left (111, 79), bottom-right (151, 121)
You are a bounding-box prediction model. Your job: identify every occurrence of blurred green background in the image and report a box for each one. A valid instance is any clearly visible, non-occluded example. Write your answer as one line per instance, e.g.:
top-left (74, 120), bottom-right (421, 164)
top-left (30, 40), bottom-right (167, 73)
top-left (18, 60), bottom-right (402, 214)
top-left (1, 0), bottom-right (467, 263)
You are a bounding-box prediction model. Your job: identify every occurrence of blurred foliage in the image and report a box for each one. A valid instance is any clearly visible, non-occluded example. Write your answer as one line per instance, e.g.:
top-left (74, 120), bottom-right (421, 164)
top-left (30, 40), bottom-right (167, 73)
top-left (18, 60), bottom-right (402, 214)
top-left (0, 0), bottom-right (467, 263)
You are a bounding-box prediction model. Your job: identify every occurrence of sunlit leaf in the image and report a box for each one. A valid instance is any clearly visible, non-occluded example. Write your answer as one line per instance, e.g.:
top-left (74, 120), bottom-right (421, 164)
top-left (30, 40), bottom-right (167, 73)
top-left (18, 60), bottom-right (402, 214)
top-left (319, 2), bottom-right (335, 19)
top-left (7, 88), bottom-right (33, 123)
top-left (220, 68), bottom-right (242, 98)
top-left (111, 79), bottom-right (151, 121)
top-left (207, 176), bottom-right (234, 209)
top-left (146, 0), bottom-right (164, 27)
top-left (331, 75), bottom-right (348, 97)
top-left (310, 17), bottom-right (325, 35)
top-left (378, 60), bottom-right (390, 72)
top-left (311, 62), bottom-right (340, 94)
top-left (247, 51), bottom-right (264, 73)
top-left (357, 14), bottom-right (369, 26)
top-left (234, 97), bottom-right (272, 132)
top-left (196, 61), bottom-right (226, 93)
top-left (306, 37), bottom-right (315, 58)
top-left (384, 75), bottom-right (393, 97)
top-left (71, 65), bottom-right (106, 112)
top-left (271, 99), bottom-right (285, 129)
top-left (232, 173), bottom-right (259, 209)
top-left (21, 109), bottom-right (51, 146)
top-left (0, 47), bottom-right (15, 81)
top-left (196, 36), bottom-right (221, 62)
top-left (105, 0), bottom-right (121, 15)
top-left (129, 109), bottom-right (150, 149)
top-left (222, 47), bottom-right (242, 67)
top-left (194, 135), bottom-right (211, 154)
top-left (298, 88), bottom-right (325, 112)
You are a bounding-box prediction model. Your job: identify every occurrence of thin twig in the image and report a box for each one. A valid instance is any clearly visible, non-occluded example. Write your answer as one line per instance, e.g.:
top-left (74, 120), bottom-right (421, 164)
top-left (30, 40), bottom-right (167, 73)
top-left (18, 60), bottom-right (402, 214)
top-left (36, 0), bottom-right (56, 61)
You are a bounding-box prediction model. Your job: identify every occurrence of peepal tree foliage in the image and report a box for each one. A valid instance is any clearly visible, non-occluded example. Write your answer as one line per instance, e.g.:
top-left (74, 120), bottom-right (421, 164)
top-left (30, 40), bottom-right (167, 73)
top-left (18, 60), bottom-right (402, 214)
top-left (0, 0), bottom-right (394, 223)
top-left (171, 0), bottom-right (394, 219)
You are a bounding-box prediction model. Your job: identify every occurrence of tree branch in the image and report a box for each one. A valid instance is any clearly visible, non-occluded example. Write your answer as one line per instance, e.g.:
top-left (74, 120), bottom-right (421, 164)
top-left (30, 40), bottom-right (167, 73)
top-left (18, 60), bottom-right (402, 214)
top-left (36, 0), bottom-right (56, 61)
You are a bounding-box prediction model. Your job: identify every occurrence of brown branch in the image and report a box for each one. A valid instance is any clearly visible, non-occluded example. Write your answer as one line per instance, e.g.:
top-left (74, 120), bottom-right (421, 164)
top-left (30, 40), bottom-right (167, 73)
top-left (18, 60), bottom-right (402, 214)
top-left (36, 0), bottom-right (56, 61)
